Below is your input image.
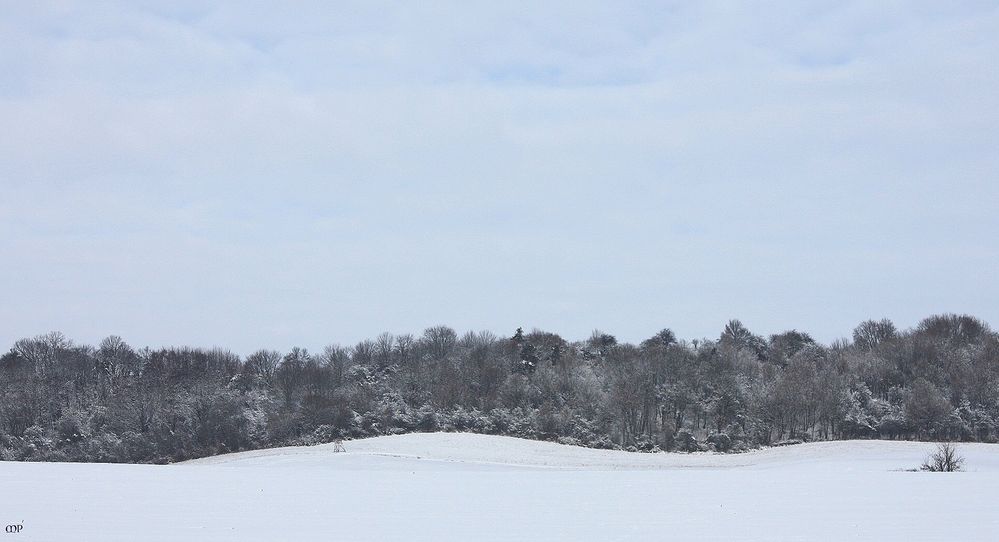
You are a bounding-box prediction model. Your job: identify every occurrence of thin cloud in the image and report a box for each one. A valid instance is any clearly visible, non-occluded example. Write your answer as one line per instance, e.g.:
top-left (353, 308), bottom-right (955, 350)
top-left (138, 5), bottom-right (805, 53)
top-left (1, 1), bottom-right (997, 352)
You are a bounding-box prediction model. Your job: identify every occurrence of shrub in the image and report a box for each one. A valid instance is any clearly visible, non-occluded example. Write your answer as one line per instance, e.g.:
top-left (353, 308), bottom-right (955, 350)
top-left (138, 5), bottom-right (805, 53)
top-left (707, 433), bottom-right (733, 452)
top-left (556, 436), bottom-right (582, 447)
top-left (22, 425), bottom-right (52, 453)
top-left (633, 435), bottom-right (659, 452)
top-left (415, 406), bottom-right (438, 432)
top-left (675, 431), bottom-right (705, 452)
top-left (921, 442), bottom-right (964, 472)
top-left (55, 409), bottom-right (89, 444)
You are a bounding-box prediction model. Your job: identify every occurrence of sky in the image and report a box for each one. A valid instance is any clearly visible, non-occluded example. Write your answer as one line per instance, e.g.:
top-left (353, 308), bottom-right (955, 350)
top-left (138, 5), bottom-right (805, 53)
top-left (1, 1), bottom-right (998, 354)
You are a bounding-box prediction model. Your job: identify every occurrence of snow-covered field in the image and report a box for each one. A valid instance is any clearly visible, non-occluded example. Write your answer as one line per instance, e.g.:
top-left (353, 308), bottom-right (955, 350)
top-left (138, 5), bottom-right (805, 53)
top-left (2, 433), bottom-right (998, 541)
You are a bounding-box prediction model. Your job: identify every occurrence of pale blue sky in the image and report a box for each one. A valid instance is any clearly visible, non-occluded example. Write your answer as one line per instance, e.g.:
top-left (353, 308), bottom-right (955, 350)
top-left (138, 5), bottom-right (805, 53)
top-left (2, 1), bottom-right (998, 353)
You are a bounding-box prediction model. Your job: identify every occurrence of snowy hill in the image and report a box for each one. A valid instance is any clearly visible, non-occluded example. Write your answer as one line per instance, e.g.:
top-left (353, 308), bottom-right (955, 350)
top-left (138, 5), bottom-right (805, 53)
top-left (185, 431), bottom-right (999, 472)
top-left (3, 434), bottom-right (999, 541)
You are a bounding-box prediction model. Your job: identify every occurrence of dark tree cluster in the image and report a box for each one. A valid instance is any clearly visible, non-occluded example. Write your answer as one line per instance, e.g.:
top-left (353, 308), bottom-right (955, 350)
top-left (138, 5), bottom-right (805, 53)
top-left (1, 314), bottom-right (998, 463)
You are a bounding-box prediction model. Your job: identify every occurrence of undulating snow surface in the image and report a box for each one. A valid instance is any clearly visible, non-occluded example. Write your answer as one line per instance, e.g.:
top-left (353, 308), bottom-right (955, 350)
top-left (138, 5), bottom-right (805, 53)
top-left (2, 433), bottom-right (998, 541)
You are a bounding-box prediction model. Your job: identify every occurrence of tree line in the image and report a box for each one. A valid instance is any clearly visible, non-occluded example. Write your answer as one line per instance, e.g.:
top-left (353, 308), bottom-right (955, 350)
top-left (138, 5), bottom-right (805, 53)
top-left (1, 313), bottom-right (997, 463)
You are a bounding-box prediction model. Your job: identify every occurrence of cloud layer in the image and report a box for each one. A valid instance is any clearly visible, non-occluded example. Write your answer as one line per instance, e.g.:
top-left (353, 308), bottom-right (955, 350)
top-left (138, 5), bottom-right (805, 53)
top-left (2, 1), bottom-right (998, 352)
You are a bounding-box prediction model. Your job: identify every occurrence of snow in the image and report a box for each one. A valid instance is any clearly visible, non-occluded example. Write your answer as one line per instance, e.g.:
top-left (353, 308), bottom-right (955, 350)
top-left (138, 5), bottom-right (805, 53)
top-left (2, 433), bottom-right (999, 541)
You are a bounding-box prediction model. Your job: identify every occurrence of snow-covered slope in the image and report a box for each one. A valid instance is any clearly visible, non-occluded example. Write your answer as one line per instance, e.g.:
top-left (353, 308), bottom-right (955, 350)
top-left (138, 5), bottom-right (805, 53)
top-left (185, 431), bottom-right (999, 472)
top-left (2, 434), bottom-right (998, 541)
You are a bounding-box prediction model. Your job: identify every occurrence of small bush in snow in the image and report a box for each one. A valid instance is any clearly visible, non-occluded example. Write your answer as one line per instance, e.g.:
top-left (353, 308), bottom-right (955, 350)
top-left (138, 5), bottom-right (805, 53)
top-left (921, 442), bottom-right (964, 472)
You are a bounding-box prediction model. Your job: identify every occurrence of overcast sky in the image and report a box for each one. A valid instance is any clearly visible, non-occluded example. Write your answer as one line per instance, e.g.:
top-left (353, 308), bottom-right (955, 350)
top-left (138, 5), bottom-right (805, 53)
top-left (2, 1), bottom-right (997, 354)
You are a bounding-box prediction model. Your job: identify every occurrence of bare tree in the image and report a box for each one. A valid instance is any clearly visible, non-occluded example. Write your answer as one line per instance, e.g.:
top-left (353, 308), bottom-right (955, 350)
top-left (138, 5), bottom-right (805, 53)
top-left (97, 335), bottom-right (138, 395)
top-left (852, 319), bottom-right (898, 351)
top-left (244, 349), bottom-right (281, 382)
top-left (320, 344), bottom-right (351, 387)
top-left (422, 326), bottom-right (458, 361)
top-left (374, 333), bottom-right (395, 368)
top-left (921, 442), bottom-right (964, 472)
